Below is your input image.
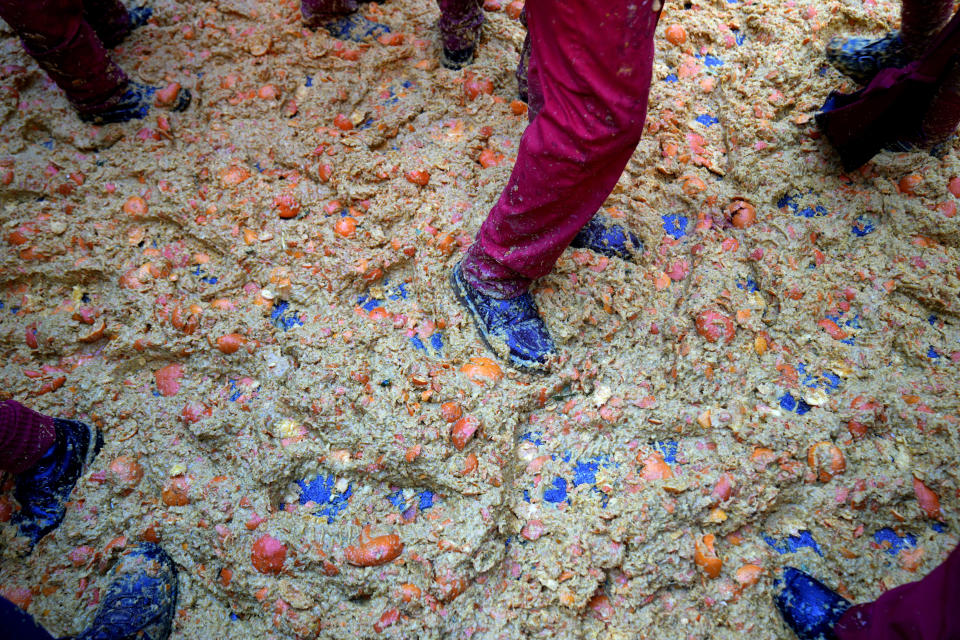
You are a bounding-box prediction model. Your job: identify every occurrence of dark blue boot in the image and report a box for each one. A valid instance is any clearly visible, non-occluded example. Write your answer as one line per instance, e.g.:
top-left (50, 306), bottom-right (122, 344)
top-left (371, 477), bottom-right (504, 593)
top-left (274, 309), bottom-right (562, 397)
top-left (74, 543), bottom-right (178, 640)
top-left (13, 418), bottom-right (103, 547)
top-left (775, 567), bottom-right (851, 640)
top-left (442, 46), bottom-right (475, 70)
top-left (570, 215), bottom-right (643, 261)
top-left (826, 31), bottom-right (909, 86)
top-left (77, 81), bottom-right (191, 125)
top-left (451, 262), bottom-right (555, 371)
top-left (128, 5), bottom-right (154, 29)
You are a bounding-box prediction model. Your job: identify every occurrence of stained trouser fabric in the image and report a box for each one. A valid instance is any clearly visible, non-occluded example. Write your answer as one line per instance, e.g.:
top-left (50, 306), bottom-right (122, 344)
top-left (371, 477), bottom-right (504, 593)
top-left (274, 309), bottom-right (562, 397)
top-left (0, 400), bottom-right (56, 475)
top-left (0, 0), bottom-right (129, 110)
top-left (835, 544), bottom-right (960, 640)
top-left (461, 0), bottom-right (661, 298)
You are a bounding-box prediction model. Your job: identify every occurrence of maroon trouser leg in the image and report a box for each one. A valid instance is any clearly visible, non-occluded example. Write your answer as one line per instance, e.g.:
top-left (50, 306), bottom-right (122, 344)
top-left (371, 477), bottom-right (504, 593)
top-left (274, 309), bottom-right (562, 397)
top-left (0, 0), bottom-right (128, 110)
top-left (300, 0), bottom-right (361, 23)
top-left (901, 0), bottom-right (953, 55)
top-left (0, 401), bottom-right (55, 475)
top-left (82, 0), bottom-right (135, 49)
top-left (461, 0), bottom-right (661, 298)
top-left (835, 545), bottom-right (960, 640)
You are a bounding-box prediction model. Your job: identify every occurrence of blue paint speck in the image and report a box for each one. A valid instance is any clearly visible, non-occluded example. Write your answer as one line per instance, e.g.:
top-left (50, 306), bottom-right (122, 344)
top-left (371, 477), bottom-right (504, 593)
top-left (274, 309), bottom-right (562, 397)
top-left (543, 477), bottom-right (568, 503)
top-left (271, 300), bottom-right (304, 330)
top-left (430, 332), bottom-right (443, 353)
top-left (764, 531), bottom-right (822, 556)
top-left (696, 114), bottom-right (719, 127)
top-left (873, 527), bottom-right (917, 556)
top-left (852, 215), bottom-right (876, 237)
top-left (654, 440), bottom-right (678, 463)
top-left (418, 491), bottom-right (434, 510)
top-left (410, 335), bottom-right (426, 352)
top-left (297, 474), bottom-right (352, 523)
top-left (662, 214), bottom-right (689, 239)
top-left (520, 431), bottom-right (544, 445)
top-left (664, 73), bottom-right (678, 83)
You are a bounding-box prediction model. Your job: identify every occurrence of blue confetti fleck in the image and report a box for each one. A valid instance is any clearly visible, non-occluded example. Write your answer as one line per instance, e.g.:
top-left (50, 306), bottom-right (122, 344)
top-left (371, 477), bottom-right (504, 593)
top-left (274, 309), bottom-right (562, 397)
top-left (520, 431), bottom-right (544, 445)
top-left (388, 282), bottom-right (408, 300)
top-left (202, 276), bottom-right (218, 284)
top-left (10, 306), bottom-right (20, 314)
top-left (654, 440), bottom-right (678, 463)
top-left (361, 297), bottom-right (383, 312)
top-left (929, 314), bottom-right (938, 326)
top-left (779, 392), bottom-right (811, 415)
top-left (852, 215), bottom-right (876, 237)
top-left (228, 379), bottom-right (242, 402)
top-left (231, 614), bottom-right (239, 621)
top-left (573, 460), bottom-right (599, 486)
top-left (734, 31), bottom-right (746, 45)
top-left (737, 278), bottom-right (759, 293)
top-left (297, 474), bottom-right (352, 523)
top-left (271, 300), bottom-right (304, 330)
top-left (418, 491), bottom-right (434, 510)
top-left (41, 140), bottom-right (54, 149)
top-left (928, 346), bottom-right (941, 359)
top-left (764, 531), bottom-right (823, 556)
top-left (932, 522), bottom-right (946, 533)
top-left (254, 161), bottom-right (263, 173)
top-left (522, 489), bottom-right (531, 503)
top-left (664, 73), bottom-right (678, 83)
top-left (430, 332), bottom-right (443, 353)
top-left (873, 527), bottom-right (917, 556)
top-left (0, 302), bottom-right (4, 309)
top-left (386, 490), bottom-right (405, 508)
top-left (543, 477), bottom-right (568, 503)
top-left (152, 390), bottom-right (161, 397)
top-left (662, 214), bottom-right (689, 239)
top-left (410, 335), bottom-right (426, 352)
top-left (703, 54), bottom-right (724, 67)
top-left (305, 75), bottom-right (313, 87)
top-left (696, 114), bottom-right (719, 127)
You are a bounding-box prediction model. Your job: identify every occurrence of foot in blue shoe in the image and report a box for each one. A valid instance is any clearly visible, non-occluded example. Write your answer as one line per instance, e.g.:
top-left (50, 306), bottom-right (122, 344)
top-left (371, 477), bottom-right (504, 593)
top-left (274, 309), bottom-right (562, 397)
top-left (451, 262), bottom-right (555, 371)
top-left (320, 13), bottom-right (390, 42)
top-left (775, 567), bottom-right (851, 640)
top-left (77, 80), bottom-right (190, 124)
top-left (75, 543), bottom-right (178, 640)
top-left (826, 31), bottom-right (909, 85)
top-left (570, 215), bottom-right (643, 261)
top-left (12, 418), bottom-right (103, 547)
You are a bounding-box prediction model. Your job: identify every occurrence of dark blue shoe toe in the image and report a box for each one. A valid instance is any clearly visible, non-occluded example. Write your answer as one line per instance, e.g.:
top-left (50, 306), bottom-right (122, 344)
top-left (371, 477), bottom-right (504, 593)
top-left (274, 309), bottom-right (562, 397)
top-left (775, 567), bottom-right (851, 640)
top-left (13, 418), bottom-right (102, 547)
top-left (451, 263), bottom-right (555, 371)
top-left (324, 14), bottom-right (390, 42)
top-left (570, 215), bottom-right (642, 261)
top-left (825, 31), bottom-right (908, 85)
top-left (128, 6), bottom-right (154, 29)
top-left (75, 543), bottom-right (178, 640)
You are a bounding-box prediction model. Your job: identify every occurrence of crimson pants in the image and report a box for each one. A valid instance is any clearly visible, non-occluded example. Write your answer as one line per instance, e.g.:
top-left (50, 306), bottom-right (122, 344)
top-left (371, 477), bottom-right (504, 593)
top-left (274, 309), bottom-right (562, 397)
top-left (0, 401), bottom-right (55, 475)
top-left (461, 0), bottom-right (661, 298)
top-left (836, 545), bottom-right (960, 639)
top-left (0, 0), bottom-right (130, 109)
top-left (300, 0), bottom-right (483, 52)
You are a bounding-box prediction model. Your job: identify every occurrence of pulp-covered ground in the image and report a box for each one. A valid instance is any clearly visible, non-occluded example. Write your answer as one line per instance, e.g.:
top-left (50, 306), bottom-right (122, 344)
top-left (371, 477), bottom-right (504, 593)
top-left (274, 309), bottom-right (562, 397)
top-left (1, 0), bottom-right (959, 637)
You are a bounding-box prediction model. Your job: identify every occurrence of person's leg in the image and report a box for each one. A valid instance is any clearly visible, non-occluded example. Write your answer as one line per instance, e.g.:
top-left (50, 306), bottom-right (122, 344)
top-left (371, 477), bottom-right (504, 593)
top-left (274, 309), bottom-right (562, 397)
top-left (515, 8), bottom-right (531, 104)
top-left (437, 0), bottom-right (484, 69)
top-left (917, 58), bottom-right (960, 147)
top-left (0, 0), bottom-right (129, 110)
top-left (82, 0), bottom-right (134, 49)
top-left (0, 401), bottom-right (56, 475)
top-left (834, 545), bottom-right (960, 640)
top-left (900, 0), bottom-right (954, 56)
top-left (301, 0), bottom-right (360, 24)
top-left (0, 596), bottom-right (56, 640)
top-left (461, 0), bottom-right (661, 298)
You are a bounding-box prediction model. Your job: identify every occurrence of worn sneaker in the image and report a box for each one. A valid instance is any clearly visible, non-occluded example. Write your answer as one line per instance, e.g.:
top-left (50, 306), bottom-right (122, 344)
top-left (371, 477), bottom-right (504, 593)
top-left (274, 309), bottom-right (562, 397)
top-left (77, 80), bottom-right (191, 125)
top-left (442, 46), bottom-right (475, 70)
top-left (570, 215), bottom-right (643, 261)
top-left (451, 262), bottom-right (555, 371)
top-left (128, 5), bottom-right (154, 29)
top-left (826, 31), bottom-right (909, 86)
top-left (317, 13), bottom-right (390, 42)
top-left (12, 418), bottom-right (103, 547)
top-left (775, 567), bottom-right (851, 640)
top-left (75, 543), bottom-right (179, 640)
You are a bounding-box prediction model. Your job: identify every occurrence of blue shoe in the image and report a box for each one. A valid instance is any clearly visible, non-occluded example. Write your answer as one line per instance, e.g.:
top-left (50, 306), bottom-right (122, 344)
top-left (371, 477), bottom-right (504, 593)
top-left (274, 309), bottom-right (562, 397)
top-left (775, 567), bottom-right (851, 640)
top-left (451, 262), bottom-right (555, 371)
top-left (78, 81), bottom-right (191, 125)
top-left (826, 31), bottom-right (909, 85)
top-left (75, 543), bottom-right (178, 640)
top-left (12, 419), bottom-right (103, 547)
top-left (322, 13), bottom-right (390, 42)
top-left (569, 215), bottom-right (643, 261)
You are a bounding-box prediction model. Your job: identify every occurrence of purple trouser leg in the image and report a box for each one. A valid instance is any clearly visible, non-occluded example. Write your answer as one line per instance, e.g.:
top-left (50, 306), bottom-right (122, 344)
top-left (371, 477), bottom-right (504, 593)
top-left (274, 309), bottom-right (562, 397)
top-left (82, 0), bottom-right (135, 49)
top-left (437, 0), bottom-right (484, 53)
top-left (0, 0), bottom-right (128, 110)
top-left (462, 0), bottom-right (661, 298)
top-left (835, 545), bottom-right (960, 640)
top-left (0, 401), bottom-right (55, 475)
top-left (301, 0), bottom-right (361, 24)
